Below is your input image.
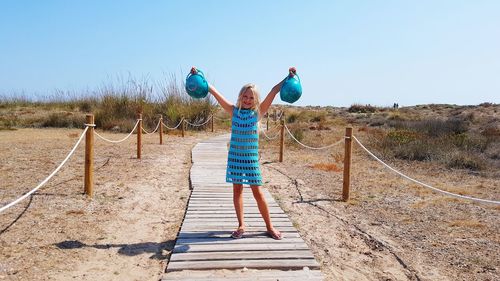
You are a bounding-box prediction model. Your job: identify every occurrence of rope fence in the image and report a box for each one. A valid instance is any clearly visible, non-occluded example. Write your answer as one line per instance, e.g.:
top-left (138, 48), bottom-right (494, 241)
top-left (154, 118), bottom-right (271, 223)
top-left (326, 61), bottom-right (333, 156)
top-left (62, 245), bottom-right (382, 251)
top-left (262, 118), bottom-right (499, 205)
top-left (284, 124), bottom-right (344, 150)
top-left (352, 136), bottom-right (500, 205)
top-left (162, 118), bottom-right (184, 130)
top-left (142, 118), bottom-right (162, 135)
top-left (0, 126), bottom-right (89, 213)
top-left (0, 113), bottom-right (218, 212)
top-left (94, 120), bottom-right (141, 143)
top-left (259, 123), bottom-right (281, 140)
top-left (184, 115), bottom-right (212, 127)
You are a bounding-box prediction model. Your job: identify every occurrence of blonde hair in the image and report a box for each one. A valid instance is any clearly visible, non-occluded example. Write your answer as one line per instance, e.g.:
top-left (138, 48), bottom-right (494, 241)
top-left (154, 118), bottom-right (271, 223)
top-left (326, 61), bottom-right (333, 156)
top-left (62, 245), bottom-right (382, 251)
top-left (236, 83), bottom-right (261, 116)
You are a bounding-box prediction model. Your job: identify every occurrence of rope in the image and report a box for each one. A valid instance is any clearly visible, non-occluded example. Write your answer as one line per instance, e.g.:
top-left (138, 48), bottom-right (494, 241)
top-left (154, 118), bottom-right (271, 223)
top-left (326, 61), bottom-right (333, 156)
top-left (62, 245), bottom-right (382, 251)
top-left (267, 110), bottom-right (285, 123)
top-left (162, 118), bottom-right (184, 130)
top-left (142, 118), bottom-right (161, 135)
top-left (276, 110), bottom-right (284, 120)
top-left (284, 124), bottom-right (344, 150)
top-left (259, 124), bottom-right (281, 140)
top-left (0, 127), bottom-right (89, 213)
top-left (94, 119), bottom-right (140, 143)
top-left (213, 115), bottom-right (230, 121)
top-left (353, 136), bottom-right (500, 205)
top-left (184, 116), bottom-right (212, 127)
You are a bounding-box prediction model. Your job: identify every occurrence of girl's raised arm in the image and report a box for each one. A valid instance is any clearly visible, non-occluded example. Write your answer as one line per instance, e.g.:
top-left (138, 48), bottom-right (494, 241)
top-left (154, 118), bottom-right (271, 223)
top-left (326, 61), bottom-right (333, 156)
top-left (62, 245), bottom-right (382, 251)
top-left (259, 78), bottom-right (285, 118)
top-left (209, 84), bottom-right (234, 115)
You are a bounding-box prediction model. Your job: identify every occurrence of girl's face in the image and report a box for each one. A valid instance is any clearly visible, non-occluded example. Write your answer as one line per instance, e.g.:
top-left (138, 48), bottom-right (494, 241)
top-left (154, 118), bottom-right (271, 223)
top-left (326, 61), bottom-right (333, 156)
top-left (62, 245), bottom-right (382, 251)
top-left (240, 89), bottom-right (255, 109)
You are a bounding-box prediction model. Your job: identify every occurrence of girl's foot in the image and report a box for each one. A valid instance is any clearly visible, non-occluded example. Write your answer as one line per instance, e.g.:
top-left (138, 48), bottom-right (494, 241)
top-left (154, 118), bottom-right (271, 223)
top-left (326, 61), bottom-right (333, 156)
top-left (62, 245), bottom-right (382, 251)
top-left (231, 227), bottom-right (245, 239)
top-left (266, 228), bottom-right (283, 240)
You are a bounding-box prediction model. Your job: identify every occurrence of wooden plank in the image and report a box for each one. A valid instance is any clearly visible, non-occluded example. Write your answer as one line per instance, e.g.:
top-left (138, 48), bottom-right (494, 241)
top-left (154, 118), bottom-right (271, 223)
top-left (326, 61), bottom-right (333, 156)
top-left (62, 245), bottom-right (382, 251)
top-left (166, 259), bottom-right (320, 271)
top-left (170, 250), bottom-right (315, 261)
top-left (179, 226), bottom-right (297, 232)
top-left (182, 216), bottom-right (288, 221)
top-left (173, 243), bottom-right (310, 253)
top-left (184, 214), bottom-right (289, 218)
top-left (177, 231), bottom-right (301, 239)
top-left (176, 237), bottom-right (305, 245)
top-left (162, 270), bottom-right (323, 281)
top-left (188, 197), bottom-right (275, 201)
top-left (186, 208), bottom-right (284, 213)
top-left (181, 221), bottom-right (294, 227)
top-left (186, 209), bottom-right (284, 213)
top-left (189, 193), bottom-right (274, 197)
top-left (187, 204), bottom-right (280, 208)
top-left (184, 217), bottom-right (290, 222)
top-left (185, 210), bottom-right (284, 214)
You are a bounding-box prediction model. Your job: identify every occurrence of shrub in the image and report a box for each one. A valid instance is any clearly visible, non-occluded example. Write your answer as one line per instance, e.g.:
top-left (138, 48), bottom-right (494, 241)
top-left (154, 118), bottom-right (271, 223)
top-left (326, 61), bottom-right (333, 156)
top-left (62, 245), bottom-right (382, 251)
top-left (446, 153), bottom-right (485, 170)
top-left (389, 118), bottom-right (468, 137)
top-left (479, 102), bottom-right (495, 107)
top-left (369, 117), bottom-right (385, 127)
top-left (0, 114), bottom-right (18, 130)
top-left (78, 100), bottom-right (95, 113)
top-left (387, 130), bottom-right (419, 145)
top-left (481, 126), bottom-right (500, 138)
top-left (348, 103), bottom-right (377, 113)
top-left (310, 113), bottom-right (326, 122)
top-left (42, 112), bottom-right (86, 128)
top-left (393, 139), bottom-right (438, 161)
top-left (448, 133), bottom-right (488, 152)
top-left (291, 126), bottom-right (304, 142)
top-left (286, 113), bottom-right (298, 123)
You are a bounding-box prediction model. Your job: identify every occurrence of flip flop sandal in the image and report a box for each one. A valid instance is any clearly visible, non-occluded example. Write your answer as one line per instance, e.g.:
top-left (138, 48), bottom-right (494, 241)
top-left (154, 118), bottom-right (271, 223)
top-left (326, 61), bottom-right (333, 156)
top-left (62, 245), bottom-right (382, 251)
top-left (231, 228), bottom-right (245, 239)
top-left (267, 229), bottom-right (283, 240)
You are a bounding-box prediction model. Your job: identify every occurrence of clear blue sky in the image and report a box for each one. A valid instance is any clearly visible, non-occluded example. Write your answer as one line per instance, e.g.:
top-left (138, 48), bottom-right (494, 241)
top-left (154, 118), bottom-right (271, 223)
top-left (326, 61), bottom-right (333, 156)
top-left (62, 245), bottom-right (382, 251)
top-left (1, 1), bottom-right (499, 106)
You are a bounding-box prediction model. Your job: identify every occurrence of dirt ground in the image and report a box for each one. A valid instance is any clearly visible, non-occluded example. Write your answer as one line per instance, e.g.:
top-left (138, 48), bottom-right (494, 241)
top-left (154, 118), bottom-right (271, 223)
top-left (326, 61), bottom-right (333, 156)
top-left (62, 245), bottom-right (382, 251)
top-left (259, 125), bottom-right (499, 281)
top-left (1, 125), bottom-right (499, 281)
top-left (0, 128), bottom-right (213, 281)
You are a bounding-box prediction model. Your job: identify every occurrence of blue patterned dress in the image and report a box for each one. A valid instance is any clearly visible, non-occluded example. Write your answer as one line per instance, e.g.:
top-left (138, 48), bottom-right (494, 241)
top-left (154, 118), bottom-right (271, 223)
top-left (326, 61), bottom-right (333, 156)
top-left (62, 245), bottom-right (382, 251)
top-left (226, 107), bottom-right (262, 186)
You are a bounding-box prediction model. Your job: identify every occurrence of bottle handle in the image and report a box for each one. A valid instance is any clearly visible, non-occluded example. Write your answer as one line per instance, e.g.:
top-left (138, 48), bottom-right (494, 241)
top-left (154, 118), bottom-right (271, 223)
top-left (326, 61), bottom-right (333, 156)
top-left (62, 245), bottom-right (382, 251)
top-left (287, 67), bottom-right (299, 81)
top-left (186, 67), bottom-right (205, 80)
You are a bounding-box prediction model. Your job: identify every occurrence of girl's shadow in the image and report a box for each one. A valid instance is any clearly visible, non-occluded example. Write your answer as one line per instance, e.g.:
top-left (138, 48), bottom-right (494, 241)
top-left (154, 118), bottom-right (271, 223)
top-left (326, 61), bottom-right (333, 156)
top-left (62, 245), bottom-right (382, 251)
top-left (55, 239), bottom-right (175, 260)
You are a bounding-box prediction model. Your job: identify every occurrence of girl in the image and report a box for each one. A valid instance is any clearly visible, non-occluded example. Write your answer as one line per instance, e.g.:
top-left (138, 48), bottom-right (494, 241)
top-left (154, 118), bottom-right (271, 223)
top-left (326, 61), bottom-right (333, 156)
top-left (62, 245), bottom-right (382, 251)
top-left (208, 73), bottom-right (288, 240)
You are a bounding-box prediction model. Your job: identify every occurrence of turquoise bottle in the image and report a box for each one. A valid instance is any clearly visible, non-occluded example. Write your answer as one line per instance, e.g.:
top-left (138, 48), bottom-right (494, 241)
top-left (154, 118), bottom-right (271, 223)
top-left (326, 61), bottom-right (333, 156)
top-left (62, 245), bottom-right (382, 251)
top-left (280, 67), bottom-right (302, 103)
top-left (185, 67), bottom-right (209, 99)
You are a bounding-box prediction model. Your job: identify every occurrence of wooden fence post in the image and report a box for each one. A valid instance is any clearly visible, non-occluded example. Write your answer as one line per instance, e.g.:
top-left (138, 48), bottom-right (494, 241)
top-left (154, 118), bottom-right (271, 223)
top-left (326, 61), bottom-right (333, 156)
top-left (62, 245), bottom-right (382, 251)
top-left (84, 114), bottom-right (94, 198)
top-left (181, 117), bottom-right (185, 137)
top-left (266, 113), bottom-right (269, 131)
top-left (343, 127), bottom-right (353, 202)
top-left (279, 117), bottom-right (285, 162)
top-left (137, 113), bottom-right (142, 159)
top-left (159, 116), bottom-right (163, 145)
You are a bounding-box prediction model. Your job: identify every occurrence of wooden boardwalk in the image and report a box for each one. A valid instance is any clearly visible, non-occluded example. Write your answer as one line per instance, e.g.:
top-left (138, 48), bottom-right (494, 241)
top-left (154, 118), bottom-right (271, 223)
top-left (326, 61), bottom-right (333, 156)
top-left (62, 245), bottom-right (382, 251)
top-left (162, 134), bottom-right (324, 280)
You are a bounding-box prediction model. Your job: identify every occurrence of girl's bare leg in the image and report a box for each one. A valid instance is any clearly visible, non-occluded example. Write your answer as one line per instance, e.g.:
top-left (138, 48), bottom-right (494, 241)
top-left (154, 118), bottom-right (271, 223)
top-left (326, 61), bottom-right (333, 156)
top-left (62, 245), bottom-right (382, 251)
top-left (233, 184), bottom-right (244, 231)
top-left (250, 185), bottom-right (281, 238)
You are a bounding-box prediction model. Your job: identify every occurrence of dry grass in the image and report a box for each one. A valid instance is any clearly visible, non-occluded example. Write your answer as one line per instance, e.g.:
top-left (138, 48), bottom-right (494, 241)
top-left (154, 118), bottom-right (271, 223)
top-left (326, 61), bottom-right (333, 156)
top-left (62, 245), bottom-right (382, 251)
top-left (310, 163), bottom-right (342, 172)
top-left (0, 74), bottom-right (217, 132)
top-left (448, 220), bottom-right (485, 228)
